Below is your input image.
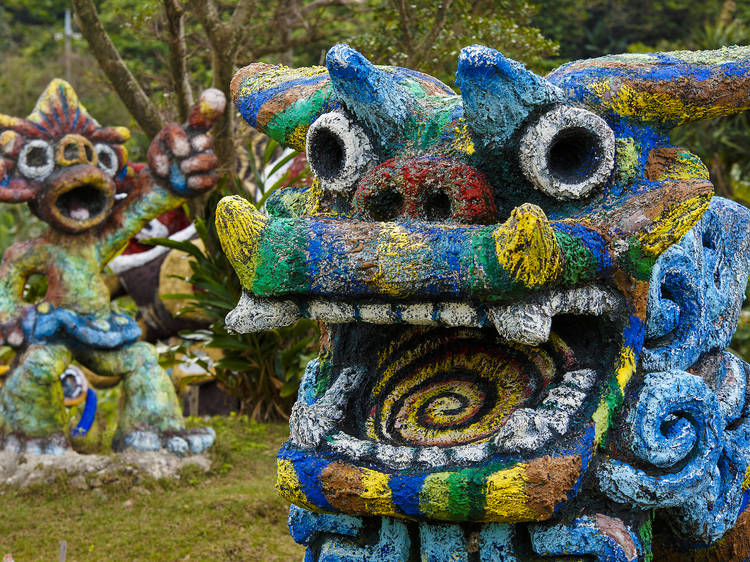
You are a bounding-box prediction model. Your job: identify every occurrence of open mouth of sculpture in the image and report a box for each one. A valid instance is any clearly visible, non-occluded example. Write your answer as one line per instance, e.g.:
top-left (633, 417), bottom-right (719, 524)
top-left (45, 166), bottom-right (115, 231)
top-left (55, 183), bottom-right (110, 222)
top-left (286, 284), bottom-right (625, 472)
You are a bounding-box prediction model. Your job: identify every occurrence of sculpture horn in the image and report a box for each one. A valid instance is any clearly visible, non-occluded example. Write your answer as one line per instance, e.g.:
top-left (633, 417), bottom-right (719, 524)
top-left (457, 45), bottom-right (563, 153)
top-left (326, 43), bottom-right (457, 153)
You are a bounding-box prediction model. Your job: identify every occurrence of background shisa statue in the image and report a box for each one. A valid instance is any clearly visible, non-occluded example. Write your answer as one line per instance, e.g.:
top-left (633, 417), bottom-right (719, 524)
top-left (218, 43), bottom-right (750, 559)
top-left (0, 79), bottom-right (223, 456)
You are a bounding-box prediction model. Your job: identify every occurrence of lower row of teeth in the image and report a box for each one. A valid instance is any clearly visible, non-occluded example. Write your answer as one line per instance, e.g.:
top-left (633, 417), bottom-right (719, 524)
top-left (227, 285), bottom-right (623, 346)
top-left (289, 368), bottom-right (596, 469)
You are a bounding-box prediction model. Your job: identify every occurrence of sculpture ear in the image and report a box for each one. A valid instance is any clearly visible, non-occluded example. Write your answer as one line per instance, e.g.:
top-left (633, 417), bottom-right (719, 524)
top-left (0, 118), bottom-right (40, 203)
top-left (547, 46), bottom-right (750, 129)
top-left (231, 62), bottom-right (336, 152)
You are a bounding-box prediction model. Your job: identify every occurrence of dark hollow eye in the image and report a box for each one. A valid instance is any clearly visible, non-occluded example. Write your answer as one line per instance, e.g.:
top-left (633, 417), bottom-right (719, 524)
top-left (306, 111), bottom-right (377, 193)
top-left (18, 140), bottom-right (54, 180)
top-left (520, 105), bottom-right (615, 200)
top-left (95, 143), bottom-right (119, 177)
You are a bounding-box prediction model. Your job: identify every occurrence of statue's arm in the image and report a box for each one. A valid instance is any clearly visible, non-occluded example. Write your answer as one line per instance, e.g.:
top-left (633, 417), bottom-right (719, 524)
top-left (95, 89), bottom-right (226, 266)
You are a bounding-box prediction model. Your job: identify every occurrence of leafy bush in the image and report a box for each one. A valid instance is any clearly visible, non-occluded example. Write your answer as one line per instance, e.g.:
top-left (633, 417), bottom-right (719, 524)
top-left (154, 141), bottom-right (318, 421)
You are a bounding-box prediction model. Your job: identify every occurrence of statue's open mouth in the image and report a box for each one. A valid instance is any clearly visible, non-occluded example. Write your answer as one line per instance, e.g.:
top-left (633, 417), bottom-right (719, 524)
top-left (55, 183), bottom-right (109, 221)
top-left (283, 285), bottom-right (624, 472)
top-left (45, 166), bottom-right (114, 232)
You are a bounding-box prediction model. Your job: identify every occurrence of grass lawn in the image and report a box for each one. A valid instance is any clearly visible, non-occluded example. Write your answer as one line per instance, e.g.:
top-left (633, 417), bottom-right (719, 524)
top-left (0, 416), bottom-right (305, 561)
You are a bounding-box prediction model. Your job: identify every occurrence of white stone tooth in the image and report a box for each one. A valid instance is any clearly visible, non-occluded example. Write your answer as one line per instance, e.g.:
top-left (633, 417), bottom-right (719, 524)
top-left (493, 409), bottom-right (553, 452)
top-left (70, 207), bottom-right (90, 221)
top-left (399, 303), bottom-right (438, 325)
top-left (307, 300), bottom-right (356, 323)
top-left (562, 368), bottom-right (597, 392)
top-left (357, 303), bottom-right (395, 324)
top-left (437, 302), bottom-right (483, 327)
top-left (416, 446), bottom-right (448, 468)
top-left (328, 433), bottom-right (374, 460)
top-left (553, 286), bottom-right (623, 317)
top-left (225, 291), bottom-right (300, 333)
top-left (542, 386), bottom-right (587, 411)
top-left (488, 302), bottom-right (552, 346)
top-left (538, 409), bottom-right (570, 435)
top-left (372, 443), bottom-right (415, 469)
top-left (450, 441), bottom-right (491, 464)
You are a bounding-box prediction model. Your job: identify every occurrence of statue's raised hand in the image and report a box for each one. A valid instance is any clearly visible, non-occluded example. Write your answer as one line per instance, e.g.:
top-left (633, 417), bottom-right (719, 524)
top-left (146, 89), bottom-right (226, 197)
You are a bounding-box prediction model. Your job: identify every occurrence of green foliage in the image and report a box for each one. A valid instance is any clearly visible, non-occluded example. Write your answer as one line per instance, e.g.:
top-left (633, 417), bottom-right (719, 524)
top-left (0, 204), bottom-right (44, 257)
top-left (354, 0), bottom-right (558, 83)
top-left (153, 141), bottom-right (318, 421)
top-left (732, 296), bottom-right (750, 362)
top-left (534, 0), bottom-right (725, 62)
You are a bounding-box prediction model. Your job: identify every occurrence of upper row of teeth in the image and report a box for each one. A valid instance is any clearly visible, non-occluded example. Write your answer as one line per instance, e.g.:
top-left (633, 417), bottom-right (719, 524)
top-left (226, 285), bottom-right (623, 346)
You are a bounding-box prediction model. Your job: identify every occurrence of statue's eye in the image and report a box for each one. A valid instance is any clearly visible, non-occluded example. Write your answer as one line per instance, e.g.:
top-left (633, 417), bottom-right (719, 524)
top-left (18, 140), bottom-right (54, 180)
top-left (520, 105), bottom-right (615, 200)
top-left (95, 143), bottom-right (119, 177)
top-left (306, 111), bottom-right (377, 193)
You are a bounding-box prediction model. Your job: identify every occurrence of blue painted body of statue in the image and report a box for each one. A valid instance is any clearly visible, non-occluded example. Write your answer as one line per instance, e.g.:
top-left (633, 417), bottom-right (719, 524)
top-left (220, 42), bottom-right (750, 560)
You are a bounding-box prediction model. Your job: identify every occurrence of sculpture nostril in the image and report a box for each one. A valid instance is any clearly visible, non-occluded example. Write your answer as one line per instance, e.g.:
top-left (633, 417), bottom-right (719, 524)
top-left (83, 143), bottom-right (95, 164)
top-left (368, 188), bottom-right (403, 222)
top-left (63, 143), bottom-right (80, 162)
top-left (424, 191), bottom-right (452, 221)
top-left (57, 134), bottom-right (98, 166)
top-left (354, 157), bottom-right (497, 223)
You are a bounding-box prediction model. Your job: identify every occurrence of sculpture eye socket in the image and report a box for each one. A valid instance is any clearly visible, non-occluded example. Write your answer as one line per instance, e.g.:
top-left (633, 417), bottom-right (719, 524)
top-left (306, 111), bottom-right (377, 193)
top-left (18, 140), bottom-right (54, 180)
top-left (95, 143), bottom-right (119, 177)
top-left (520, 105), bottom-right (615, 200)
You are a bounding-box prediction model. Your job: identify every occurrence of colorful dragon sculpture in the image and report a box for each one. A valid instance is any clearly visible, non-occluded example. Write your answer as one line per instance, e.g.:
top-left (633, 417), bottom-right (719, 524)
top-left (0, 80), bottom-right (223, 456)
top-left (218, 44), bottom-right (750, 560)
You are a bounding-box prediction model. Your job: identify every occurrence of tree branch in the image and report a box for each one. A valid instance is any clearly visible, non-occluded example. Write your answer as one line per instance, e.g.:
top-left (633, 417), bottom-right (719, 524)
top-left (72, 0), bottom-right (165, 137)
top-left (164, 0), bottom-right (194, 122)
top-left (302, 0), bottom-right (366, 15)
top-left (414, 0), bottom-right (453, 63)
top-left (394, 0), bottom-right (415, 61)
top-left (188, 0), bottom-right (227, 52)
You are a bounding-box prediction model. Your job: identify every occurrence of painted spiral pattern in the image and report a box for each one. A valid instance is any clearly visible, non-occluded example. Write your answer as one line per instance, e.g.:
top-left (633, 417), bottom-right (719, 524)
top-left (363, 328), bottom-right (565, 447)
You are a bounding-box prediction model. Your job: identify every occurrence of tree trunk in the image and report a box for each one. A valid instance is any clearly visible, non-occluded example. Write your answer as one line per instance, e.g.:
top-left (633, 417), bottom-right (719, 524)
top-left (72, 0), bottom-right (165, 137)
top-left (164, 0), bottom-right (194, 123)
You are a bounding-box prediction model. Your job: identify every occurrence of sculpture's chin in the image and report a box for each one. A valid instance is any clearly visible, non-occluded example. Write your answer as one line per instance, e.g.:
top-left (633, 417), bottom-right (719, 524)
top-left (280, 291), bottom-right (627, 523)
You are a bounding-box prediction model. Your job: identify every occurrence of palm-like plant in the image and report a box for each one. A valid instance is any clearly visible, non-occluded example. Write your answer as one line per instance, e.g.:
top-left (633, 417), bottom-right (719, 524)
top-left (154, 140), bottom-right (318, 421)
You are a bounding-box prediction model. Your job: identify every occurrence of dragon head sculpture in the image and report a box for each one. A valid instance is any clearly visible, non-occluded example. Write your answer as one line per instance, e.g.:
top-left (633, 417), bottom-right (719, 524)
top-left (217, 44), bottom-right (750, 560)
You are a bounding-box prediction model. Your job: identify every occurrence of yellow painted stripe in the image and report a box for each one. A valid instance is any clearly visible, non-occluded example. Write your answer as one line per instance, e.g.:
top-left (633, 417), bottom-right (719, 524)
top-left (373, 223), bottom-right (432, 297)
top-left (590, 80), bottom-right (750, 125)
top-left (616, 346), bottom-right (636, 391)
top-left (637, 194), bottom-right (712, 257)
top-left (484, 464), bottom-right (538, 522)
top-left (420, 472), bottom-right (453, 520)
top-left (276, 458), bottom-right (320, 512)
top-left (360, 467), bottom-right (395, 516)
